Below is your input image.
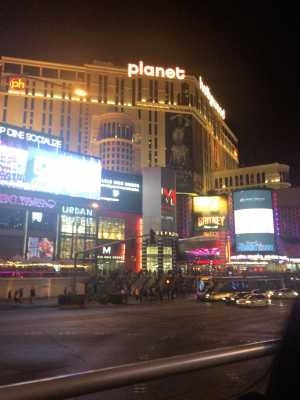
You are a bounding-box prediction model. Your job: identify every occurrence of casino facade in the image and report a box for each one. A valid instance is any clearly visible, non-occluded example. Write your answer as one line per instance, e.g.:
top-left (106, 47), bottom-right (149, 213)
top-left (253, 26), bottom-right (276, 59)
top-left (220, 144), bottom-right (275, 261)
top-left (0, 56), bottom-right (239, 239)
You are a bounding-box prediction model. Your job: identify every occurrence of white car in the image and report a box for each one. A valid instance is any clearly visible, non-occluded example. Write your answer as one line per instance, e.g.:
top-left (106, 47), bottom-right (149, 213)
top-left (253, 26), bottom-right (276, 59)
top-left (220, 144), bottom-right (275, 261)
top-left (236, 294), bottom-right (270, 307)
top-left (272, 288), bottom-right (299, 299)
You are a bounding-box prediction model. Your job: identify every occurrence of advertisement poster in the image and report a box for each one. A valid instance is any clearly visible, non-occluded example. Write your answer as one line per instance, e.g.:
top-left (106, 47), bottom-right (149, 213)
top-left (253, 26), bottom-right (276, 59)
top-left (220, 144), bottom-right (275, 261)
top-left (233, 190), bottom-right (276, 253)
top-left (193, 196), bottom-right (228, 233)
top-left (0, 143), bottom-right (102, 200)
top-left (165, 113), bottom-right (193, 192)
top-left (27, 237), bottom-right (54, 259)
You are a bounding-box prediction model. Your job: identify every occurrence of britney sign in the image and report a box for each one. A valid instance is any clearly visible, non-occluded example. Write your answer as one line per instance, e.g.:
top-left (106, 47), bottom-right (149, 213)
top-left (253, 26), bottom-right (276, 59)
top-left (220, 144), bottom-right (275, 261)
top-left (128, 61), bottom-right (185, 80)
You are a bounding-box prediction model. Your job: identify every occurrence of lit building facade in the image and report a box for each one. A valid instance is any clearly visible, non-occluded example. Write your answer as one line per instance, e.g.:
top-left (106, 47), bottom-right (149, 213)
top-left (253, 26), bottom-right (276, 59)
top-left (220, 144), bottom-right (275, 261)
top-left (0, 56), bottom-right (239, 238)
top-left (211, 163), bottom-right (290, 193)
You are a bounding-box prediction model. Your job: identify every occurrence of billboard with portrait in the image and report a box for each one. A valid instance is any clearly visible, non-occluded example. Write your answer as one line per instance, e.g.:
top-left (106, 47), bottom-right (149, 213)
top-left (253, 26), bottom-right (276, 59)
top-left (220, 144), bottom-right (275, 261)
top-left (233, 190), bottom-right (276, 253)
top-left (27, 237), bottom-right (54, 259)
top-left (193, 196), bottom-right (228, 233)
top-left (0, 143), bottom-right (102, 200)
top-left (165, 113), bottom-right (193, 192)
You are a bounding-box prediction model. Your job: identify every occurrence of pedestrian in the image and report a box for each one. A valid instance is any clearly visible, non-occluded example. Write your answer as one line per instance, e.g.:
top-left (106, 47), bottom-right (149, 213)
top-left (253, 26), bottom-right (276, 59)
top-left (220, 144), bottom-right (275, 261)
top-left (139, 288), bottom-right (143, 304)
top-left (30, 287), bottom-right (36, 304)
top-left (7, 289), bottom-right (12, 302)
top-left (14, 290), bottom-right (20, 304)
top-left (167, 287), bottom-right (171, 301)
top-left (134, 287), bottom-right (140, 303)
top-left (158, 287), bottom-right (164, 302)
top-left (19, 288), bottom-right (23, 303)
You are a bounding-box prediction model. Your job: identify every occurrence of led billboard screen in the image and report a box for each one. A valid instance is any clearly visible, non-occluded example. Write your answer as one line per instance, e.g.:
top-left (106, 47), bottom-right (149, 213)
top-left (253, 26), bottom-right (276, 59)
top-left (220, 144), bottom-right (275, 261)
top-left (193, 196), bottom-right (228, 232)
top-left (233, 190), bottom-right (275, 253)
top-left (0, 143), bottom-right (101, 200)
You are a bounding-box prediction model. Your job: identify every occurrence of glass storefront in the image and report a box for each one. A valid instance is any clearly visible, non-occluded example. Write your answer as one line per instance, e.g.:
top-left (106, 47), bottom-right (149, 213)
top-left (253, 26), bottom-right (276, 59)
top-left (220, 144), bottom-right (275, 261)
top-left (146, 246), bottom-right (159, 271)
top-left (163, 246), bottom-right (172, 271)
top-left (59, 214), bottom-right (96, 259)
top-left (98, 217), bottom-right (125, 240)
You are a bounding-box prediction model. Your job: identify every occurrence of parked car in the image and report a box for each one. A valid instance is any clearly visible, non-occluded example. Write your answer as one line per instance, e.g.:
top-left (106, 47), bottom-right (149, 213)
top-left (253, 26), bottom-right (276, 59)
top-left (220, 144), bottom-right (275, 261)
top-left (272, 288), bottom-right (299, 299)
top-left (236, 294), bottom-right (270, 307)
top-left (223, 291), bottom-right (252, 305)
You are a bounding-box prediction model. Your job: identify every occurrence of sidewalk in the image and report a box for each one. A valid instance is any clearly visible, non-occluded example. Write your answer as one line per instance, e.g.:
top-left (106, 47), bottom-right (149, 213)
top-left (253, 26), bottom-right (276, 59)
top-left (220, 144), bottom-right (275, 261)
top-left (0, 297), bottom-right (58, 310)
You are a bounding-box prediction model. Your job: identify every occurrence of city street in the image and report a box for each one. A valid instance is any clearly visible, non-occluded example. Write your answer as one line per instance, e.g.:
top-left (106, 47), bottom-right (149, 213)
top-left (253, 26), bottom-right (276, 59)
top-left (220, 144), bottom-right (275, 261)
top-left (0, 298), bottom-right (292, 399)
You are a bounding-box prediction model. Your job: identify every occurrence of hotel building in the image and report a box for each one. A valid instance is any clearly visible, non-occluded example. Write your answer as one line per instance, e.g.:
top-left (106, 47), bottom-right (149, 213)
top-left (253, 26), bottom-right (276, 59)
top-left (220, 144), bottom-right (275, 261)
top-left (0, 56), bottom-right (239, 238)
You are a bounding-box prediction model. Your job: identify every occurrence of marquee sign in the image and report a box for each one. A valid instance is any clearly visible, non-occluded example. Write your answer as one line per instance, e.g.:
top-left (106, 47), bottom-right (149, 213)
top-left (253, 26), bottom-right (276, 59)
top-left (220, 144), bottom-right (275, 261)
top-left (61, 205), bottom-right (94, 217)
top-left (128, 61), bottom-right (185, 80)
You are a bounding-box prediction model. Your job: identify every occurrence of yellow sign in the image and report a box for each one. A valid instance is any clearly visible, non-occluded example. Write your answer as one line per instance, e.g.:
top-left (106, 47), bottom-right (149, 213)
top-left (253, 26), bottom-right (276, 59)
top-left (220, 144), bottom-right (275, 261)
top-left (9, 78), bottom-right (25, 90)
top-left (193, 196), bottom-right (228, 231)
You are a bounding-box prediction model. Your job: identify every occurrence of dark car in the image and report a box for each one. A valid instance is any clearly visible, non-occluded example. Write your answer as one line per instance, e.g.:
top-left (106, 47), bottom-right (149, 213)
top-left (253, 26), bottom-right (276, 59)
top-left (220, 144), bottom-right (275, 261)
top-left (223, 291), bottom-right (252, 305)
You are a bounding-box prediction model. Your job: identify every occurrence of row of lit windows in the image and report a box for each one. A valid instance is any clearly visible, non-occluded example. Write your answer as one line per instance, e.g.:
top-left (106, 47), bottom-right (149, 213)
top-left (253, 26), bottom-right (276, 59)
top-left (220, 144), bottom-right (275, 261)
top-left (215, 172), bottom-right (267, 189)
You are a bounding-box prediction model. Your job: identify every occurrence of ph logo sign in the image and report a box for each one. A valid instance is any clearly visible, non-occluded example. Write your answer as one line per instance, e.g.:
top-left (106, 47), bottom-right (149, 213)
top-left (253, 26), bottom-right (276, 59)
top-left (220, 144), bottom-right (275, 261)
top-left (9, 78), bottom-right (25, 90)
top-left (128, 61), bottom-right (185, 80)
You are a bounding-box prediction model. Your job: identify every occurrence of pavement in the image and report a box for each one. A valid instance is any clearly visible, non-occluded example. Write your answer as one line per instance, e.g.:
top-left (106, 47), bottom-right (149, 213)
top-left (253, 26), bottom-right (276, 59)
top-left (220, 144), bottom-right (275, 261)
top-left (0, 298), bottom-right (293, 400)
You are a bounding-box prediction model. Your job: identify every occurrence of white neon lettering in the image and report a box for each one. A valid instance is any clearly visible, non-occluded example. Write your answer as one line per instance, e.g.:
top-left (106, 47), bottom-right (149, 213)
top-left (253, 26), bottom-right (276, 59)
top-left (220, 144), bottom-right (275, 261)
top-left (128, 61), bottom-right (185, 80)
top-left (199, 77), bottom-right (226, 119)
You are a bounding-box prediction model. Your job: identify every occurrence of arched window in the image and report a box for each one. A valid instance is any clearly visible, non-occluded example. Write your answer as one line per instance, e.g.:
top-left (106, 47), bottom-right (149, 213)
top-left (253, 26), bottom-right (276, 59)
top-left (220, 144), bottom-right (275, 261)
top-left (257, 173), bottom-right (261, 184)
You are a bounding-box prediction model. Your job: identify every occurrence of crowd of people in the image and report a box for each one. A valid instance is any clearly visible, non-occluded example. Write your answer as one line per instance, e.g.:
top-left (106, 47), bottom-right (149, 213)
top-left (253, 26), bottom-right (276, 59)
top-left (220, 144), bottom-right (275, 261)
top-left (7, 287), bottom-right (36, 304)
top-left (90, 270), bottom-right (194, 304)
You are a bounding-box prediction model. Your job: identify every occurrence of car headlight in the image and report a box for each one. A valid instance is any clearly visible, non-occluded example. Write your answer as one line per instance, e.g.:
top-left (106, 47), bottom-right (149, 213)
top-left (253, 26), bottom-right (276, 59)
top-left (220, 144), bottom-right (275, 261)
top-left (236, 300), bottom-right (240, 304)
top-left (205, 294), bottom-right (210, 298)
top-left (230, 297), bottom-right (235, 301)
top-left (245, 300), bottom-right (251, 304)
top-left (294, 292), bottom-right (298, 296)
top-left (278, 293), bottom-right (282, 296)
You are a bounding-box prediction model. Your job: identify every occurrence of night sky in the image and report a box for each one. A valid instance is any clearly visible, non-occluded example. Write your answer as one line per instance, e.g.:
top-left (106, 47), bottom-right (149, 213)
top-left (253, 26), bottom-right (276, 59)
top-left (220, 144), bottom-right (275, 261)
top-left (0, 2), bottom-right (299, 183)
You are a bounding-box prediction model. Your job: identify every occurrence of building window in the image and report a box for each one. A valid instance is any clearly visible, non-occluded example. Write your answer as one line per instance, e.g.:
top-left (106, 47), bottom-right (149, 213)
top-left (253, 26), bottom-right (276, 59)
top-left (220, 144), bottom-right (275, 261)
top-left (215, 178), bottom-right (219, 189)
top-left (4, 63), bottom-right (21, 74)
top-left (235, 175), bottom-right (239, 186)
top-left (229, 176), bottom-right (233, 186)
top-left (246, 174), bottom-right (249, 185)
top-left (262, 172), bottom-right (266, 183)
top-left (250, 174), bottom-right (254, 184)
top-left (42, 68), bottom-right (58, 78)
top-left (240, 175), bottom-right (244, 185)
top-left (61, 70), bottom-right (76, 80)
top-left (23, 65), bottom-right (40, 76)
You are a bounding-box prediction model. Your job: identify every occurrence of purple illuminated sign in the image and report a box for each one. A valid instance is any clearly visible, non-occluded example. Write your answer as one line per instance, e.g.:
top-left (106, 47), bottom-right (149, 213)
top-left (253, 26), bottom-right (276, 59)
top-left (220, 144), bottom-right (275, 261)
top-left (0, 193), bottom-right (56, 209)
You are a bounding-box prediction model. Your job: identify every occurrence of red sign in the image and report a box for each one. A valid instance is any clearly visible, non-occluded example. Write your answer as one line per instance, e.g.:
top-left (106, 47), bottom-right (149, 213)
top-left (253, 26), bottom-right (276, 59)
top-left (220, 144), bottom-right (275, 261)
top-left (9, 78), bottom-right (25, 90)
top-left (161, 188), bottom-right (176, 207)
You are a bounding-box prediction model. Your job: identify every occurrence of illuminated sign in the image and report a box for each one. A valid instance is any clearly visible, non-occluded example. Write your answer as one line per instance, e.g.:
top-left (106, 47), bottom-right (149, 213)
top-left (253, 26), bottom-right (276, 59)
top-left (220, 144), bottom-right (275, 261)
top-left (161, 188), bottom-right (176, 207)
top-left (0, 193), bottom-right (56, 209)
top-left (0, 123), bottom-right (62, 150)
top-left (61, 206), bottom-right (94, 217)
top-left (193, 196), bottom-right (228, 232)
top-left (128, 61), bottom-right (185, 80)
top-left (0, 143), bottom-right (102, 200)
top-left (97, 243), bottom-right (125, 262)
top-left (9, 78), bottom-right (25, 90)
top-left (233, 190), bottom-right (275, 253)
top-left (199, 77), bottom-right (226, 120)
top-left (197, 216), bottom-right (225, 230)
top-left (100, 170), bottom-right (142, 214)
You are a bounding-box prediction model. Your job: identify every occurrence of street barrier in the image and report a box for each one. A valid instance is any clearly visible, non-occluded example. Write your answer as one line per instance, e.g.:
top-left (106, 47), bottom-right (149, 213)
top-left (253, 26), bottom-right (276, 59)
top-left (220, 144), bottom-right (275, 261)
top-left (0, 339), bottom-right (279, 400)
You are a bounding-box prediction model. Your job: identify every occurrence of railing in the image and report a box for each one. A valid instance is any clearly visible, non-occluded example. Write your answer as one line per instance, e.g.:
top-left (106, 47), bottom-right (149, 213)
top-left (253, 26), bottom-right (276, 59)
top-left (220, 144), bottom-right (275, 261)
top-left (0, 339), bottom-right (279, 400)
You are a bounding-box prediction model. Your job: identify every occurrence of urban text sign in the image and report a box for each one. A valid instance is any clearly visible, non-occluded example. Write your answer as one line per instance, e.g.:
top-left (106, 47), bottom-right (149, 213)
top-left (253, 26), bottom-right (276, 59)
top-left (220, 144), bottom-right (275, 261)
top-left (199, 77), bottom-right (226, 120)
top-left (128, 61), bottom-right (185, 80)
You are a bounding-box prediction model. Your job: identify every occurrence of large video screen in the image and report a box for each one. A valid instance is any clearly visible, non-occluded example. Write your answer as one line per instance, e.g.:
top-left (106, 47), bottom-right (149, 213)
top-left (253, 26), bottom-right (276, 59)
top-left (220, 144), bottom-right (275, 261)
top-left (0, 143), bottom-right (101, 200)
top-left (233, 190), bottom-right (275, 253)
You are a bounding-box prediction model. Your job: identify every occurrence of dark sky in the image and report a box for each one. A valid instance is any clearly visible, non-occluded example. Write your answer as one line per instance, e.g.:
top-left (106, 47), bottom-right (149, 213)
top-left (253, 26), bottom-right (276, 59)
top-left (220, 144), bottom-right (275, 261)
top-left (0, 2), bottom-right (299, 183)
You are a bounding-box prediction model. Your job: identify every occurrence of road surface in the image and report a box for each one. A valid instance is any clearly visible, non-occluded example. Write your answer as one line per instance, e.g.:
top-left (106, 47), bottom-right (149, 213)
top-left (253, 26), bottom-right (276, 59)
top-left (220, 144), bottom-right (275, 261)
top-left (0, 298), bottom-right (292, 399)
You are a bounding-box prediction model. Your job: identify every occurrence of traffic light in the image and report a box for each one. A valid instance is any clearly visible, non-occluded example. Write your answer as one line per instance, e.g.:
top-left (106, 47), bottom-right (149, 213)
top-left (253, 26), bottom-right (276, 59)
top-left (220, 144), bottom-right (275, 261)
top-left (149, 229), bottom-right (156, 245)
